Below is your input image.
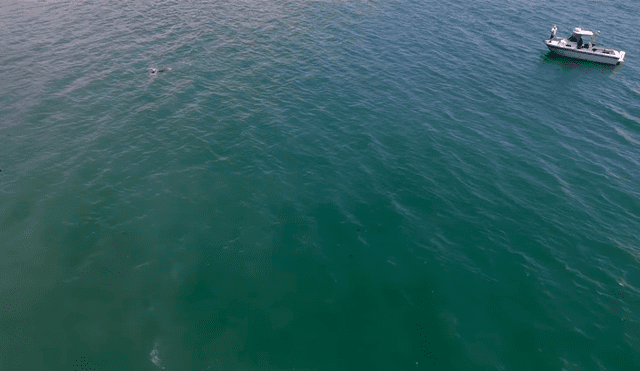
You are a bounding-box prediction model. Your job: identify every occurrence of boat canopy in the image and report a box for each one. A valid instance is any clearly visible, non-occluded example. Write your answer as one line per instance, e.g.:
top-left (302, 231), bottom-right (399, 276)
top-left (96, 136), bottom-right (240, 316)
top-left (572, 27), bottom-right (594, 36)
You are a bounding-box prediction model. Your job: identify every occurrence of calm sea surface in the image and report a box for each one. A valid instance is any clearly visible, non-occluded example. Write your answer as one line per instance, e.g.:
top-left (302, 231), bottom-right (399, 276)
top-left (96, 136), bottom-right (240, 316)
top-left (1, 0), bottom-right (640, 370)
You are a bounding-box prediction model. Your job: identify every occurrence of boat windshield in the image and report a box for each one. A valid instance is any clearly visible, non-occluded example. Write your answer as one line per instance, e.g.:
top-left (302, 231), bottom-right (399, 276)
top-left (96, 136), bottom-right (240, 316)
top-left (568, 34), bottom-right (581, 42)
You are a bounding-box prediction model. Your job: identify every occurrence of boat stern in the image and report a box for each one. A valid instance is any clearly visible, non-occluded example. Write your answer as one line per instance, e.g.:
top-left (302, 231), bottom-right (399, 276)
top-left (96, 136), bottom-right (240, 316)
top-left (618, 51), bottom-right (626, 65)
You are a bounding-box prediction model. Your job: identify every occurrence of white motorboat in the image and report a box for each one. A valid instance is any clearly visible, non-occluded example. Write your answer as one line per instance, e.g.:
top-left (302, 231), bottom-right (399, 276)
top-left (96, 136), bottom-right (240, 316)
top-left (545, 25), bottom-right (626, 65)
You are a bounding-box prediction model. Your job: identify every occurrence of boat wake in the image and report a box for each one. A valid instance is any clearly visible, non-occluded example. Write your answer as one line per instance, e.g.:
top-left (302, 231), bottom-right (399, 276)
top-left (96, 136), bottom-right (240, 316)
top-left (609, 104), bottom-right (640, 126)
top-left (623, 81), bottom-right (640, 98)
top-left (614, 127), bottom-right (640, 146)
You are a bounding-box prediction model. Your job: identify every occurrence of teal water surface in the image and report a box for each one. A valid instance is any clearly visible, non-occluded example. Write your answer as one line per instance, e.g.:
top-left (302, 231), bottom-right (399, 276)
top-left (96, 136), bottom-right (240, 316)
top-left (1, 0), bottom-right (640, 370)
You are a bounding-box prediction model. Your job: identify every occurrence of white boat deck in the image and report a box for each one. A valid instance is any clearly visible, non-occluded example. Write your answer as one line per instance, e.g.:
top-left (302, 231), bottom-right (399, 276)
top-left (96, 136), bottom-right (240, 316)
top-left (546, 38), bottom-right (623, 56)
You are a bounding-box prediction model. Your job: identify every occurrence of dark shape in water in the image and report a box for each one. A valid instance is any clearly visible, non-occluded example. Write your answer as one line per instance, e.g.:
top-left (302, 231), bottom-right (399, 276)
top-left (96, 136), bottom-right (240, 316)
top-left (150, 68), bottom-right (165, 74)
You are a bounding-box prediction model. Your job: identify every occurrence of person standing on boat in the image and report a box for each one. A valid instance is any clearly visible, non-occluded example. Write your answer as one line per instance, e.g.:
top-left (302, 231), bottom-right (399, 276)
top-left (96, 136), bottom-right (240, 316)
top-left (549, 24), bottom-right (557, 40)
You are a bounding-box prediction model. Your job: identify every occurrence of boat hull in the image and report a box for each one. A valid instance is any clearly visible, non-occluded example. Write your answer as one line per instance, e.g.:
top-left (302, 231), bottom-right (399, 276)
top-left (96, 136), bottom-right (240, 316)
top-left (545, 41), bottom-right (625, 65)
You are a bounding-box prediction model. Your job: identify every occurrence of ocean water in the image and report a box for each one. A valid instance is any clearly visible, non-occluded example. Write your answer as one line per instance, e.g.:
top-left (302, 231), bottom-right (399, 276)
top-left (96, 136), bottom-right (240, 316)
top-left (1, 0), bottom-right (640, 370)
